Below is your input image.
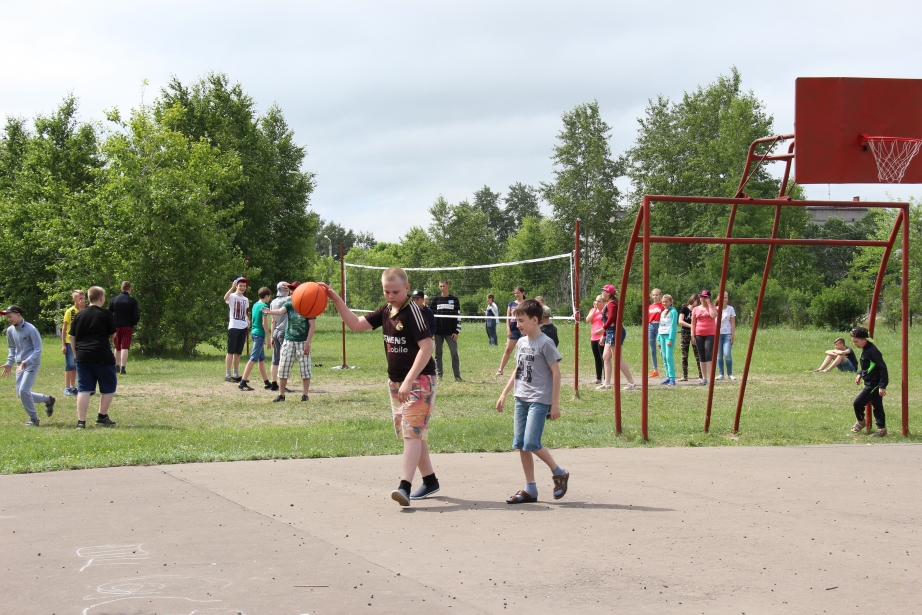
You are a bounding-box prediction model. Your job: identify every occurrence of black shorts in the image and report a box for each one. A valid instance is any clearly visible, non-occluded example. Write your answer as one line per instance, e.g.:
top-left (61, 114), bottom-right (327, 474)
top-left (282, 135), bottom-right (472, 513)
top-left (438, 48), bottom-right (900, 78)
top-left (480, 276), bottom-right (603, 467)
top-left (227, 328), bottom-right (248, 355)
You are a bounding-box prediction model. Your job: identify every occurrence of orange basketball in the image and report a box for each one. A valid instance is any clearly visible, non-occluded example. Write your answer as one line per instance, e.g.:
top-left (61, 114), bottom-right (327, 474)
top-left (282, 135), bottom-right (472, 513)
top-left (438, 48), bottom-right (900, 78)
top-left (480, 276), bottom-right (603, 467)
top-left (291, 282), bottom-right (327, 319)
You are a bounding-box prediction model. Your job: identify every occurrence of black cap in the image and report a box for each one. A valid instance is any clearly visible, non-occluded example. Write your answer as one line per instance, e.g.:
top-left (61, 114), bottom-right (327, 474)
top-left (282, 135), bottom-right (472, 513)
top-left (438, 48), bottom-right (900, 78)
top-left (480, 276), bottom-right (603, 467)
top-left (411, 289), bottom-right (425, 299)
top-left (0, 305), bottom-right (23, 315)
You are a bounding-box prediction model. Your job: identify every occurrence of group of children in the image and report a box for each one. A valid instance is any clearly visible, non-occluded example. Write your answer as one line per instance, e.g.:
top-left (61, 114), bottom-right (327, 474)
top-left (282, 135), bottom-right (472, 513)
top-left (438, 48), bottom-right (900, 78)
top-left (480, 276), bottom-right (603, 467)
top-left (318, 269), bottom-right (569, 508)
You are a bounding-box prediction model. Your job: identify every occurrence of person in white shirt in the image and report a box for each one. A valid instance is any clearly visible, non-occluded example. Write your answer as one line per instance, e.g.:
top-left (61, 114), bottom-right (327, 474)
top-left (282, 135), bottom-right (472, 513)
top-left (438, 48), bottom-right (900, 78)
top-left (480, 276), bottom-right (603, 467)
top-left (480, 294), bottom-right (500, 346)
top-left (716, 291), bottom-right (736, 380)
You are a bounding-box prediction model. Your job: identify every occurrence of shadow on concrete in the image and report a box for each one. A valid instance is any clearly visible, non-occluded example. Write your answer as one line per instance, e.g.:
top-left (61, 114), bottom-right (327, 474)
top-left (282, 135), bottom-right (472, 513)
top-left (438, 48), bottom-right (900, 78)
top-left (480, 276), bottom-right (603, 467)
top-left (400, 496), bottom-right (674, 513)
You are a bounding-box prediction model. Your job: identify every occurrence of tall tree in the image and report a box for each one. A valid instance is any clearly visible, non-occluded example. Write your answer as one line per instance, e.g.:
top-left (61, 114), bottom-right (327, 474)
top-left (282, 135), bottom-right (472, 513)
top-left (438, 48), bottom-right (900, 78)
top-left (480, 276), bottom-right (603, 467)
top-left (315, 218), bottom-right (376, 259)
top-left (472, 185), bottom-right (505, 244)
top-left (157, 73), bottom-right (318, 287)
top-left (541, 100), bottom-right (623, 279)
top-left (503, 182), bottom-right (542, 237)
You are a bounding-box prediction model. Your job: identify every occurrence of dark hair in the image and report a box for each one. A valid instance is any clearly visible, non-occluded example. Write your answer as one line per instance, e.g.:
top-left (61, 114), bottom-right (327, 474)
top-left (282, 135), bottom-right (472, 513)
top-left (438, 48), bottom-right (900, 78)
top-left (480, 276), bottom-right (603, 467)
top-left (439, 279), bottom-right (450, 285)
top-left (851, 327), bottom-right (870, 339)
top-left (687, 294), bottom-right (699, 306)
top-left (120, 281), bottom-right (132, 292)
top-left (513, 298), bottom-right (543, 321)
top-left (834, 337), bottom-right (846, 345)
top-left (515, 286), bottom-right (527, 299)
top-left (487, 294), bottom-right (494, 300)
top-left (258, 287), bottom-right (272, 299)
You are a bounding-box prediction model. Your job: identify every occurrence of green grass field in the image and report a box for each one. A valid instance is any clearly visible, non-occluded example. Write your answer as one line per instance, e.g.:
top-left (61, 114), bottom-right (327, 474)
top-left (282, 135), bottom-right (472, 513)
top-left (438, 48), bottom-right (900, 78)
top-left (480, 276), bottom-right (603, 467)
top-left (2, 317), bottom-right (919, 474)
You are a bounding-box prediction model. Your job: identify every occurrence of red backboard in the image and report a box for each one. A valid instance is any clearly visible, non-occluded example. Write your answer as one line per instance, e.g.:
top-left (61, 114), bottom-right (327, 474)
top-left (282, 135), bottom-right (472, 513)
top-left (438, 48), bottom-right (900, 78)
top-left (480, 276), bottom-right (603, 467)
top-left (795, 77), bottom-right (922, 184)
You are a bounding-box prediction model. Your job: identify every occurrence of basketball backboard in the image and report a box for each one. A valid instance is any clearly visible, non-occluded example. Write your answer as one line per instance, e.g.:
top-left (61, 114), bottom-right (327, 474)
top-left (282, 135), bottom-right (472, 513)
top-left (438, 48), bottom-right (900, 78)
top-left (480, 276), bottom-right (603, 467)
top-left (795, 77), bottom-right (922, 184)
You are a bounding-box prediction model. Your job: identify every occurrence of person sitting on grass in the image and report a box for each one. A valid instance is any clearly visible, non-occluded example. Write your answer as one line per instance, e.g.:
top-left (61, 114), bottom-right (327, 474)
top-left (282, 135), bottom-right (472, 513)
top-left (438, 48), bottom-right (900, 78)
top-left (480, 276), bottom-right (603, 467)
top-left (849, 327), bottom-right (888, 437)
top-left (320, 269), bottom-right (441, 507)
top-left (496, 299), bottom-right (569, 504)
top-left (238, 287), bottom-right (273, 391)
top-left (811, 337), bottom-right (858, 373)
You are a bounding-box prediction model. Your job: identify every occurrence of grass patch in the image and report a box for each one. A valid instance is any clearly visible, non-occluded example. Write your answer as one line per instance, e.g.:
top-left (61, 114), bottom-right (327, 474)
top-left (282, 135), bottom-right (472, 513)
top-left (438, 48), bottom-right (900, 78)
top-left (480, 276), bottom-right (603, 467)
top-left (2, 318), bottom-right (920, 473)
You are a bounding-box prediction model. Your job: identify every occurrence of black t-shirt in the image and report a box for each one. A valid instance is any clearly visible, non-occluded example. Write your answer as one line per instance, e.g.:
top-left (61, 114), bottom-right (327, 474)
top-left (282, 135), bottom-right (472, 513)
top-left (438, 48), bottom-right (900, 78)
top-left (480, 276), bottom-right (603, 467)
top-left (365, 300), bottom-right (436, 382)
top-left (680, 305), bottom-right (693, 325)
top-left (844, 346), bottom-right (859, 370)
top-left (69, 305), bottom-right (116, 365)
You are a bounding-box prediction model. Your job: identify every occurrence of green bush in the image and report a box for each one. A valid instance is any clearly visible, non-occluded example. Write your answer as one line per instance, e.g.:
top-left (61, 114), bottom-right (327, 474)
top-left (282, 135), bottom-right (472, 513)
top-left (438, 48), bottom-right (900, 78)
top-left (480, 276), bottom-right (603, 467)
top-left (809, 280), bottom-right (866, 331)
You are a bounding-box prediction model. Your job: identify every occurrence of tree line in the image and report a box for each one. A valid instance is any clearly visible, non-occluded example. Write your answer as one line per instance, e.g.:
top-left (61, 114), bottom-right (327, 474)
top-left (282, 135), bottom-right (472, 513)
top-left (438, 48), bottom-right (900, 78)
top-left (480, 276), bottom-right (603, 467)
top-left (2, 68), bottom-right (917, 357)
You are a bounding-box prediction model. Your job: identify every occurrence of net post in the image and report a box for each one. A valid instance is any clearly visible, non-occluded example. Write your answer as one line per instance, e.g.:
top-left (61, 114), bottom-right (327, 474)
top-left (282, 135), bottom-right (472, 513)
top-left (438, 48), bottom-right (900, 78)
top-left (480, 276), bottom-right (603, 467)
top-left (641, 200), bottom-right (650, 441)
top-left (340, 242), bottom-right (348, 369)
top-left (574, 219), bottom-right (581, 398)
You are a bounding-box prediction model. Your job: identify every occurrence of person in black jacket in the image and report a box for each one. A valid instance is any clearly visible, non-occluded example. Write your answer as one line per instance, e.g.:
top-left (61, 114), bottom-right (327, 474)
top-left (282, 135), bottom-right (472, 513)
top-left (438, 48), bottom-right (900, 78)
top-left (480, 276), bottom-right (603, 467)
top-left (849, 327), bottom-right (888, 437)
top-left (109, 281), bottom-right (140, 375)
top-left (429, 279), bottom-right (462, 382)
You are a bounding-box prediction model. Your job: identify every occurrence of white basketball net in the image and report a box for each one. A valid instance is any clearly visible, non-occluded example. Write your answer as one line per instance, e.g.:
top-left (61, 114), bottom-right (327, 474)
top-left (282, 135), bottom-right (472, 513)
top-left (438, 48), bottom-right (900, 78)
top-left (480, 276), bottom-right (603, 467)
top-left (865, 136), bottom-right (922, 183)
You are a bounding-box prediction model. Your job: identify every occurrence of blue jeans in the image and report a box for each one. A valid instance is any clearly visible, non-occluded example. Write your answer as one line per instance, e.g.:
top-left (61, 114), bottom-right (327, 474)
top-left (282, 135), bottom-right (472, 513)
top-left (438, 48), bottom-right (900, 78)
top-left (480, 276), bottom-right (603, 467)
top-left (717, 333), bottom-right (733, 376)
top-left (512, 398), bottom-right (550, 452)
top-left (249, 335), bottom-right (266, 362)
top-left (648, 323), bottom-right (659, 370)
top-left (486, 321), bottom-right (498, 345)
top-left (15, 365), bottom-right (50, 421)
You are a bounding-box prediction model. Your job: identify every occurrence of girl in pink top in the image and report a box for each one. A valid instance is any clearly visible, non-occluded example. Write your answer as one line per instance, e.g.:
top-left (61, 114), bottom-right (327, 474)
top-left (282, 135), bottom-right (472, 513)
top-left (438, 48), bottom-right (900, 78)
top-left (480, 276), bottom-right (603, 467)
top-left (690, 289), bottom-right (718, 385)
top-left (586, 295), bottom-right (605, 383)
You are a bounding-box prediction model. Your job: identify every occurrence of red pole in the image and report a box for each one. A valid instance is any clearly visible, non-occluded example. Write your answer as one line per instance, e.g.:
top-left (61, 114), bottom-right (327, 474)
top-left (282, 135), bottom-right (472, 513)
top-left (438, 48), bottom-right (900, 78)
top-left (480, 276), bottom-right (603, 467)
top-left (615, 204), bottom-right (644, 435)
top-left (641, 199), bottom-right (650, 441)
top-left (340, 243), bottom-right (347, 369)
top-left (705, 203), bottom-right (738, 434)
top-left (574, 219), bottom-right (581, 397)
top-left (901, 204), bottom-right (910, 436)
top-left (866, 212), bottom-right (902, 431)
top-left (734, 205), bottom-right (782, 432)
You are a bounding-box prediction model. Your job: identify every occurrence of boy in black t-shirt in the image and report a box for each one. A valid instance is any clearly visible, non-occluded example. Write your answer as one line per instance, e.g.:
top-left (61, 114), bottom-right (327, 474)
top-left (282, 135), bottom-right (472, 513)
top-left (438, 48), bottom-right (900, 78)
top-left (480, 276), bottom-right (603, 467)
top-left (849, 327), bottom-right (889, 437)
top-left (68, 286), bottom-right (117, 429)
top-left (321, 268), bottom-right (440, 507)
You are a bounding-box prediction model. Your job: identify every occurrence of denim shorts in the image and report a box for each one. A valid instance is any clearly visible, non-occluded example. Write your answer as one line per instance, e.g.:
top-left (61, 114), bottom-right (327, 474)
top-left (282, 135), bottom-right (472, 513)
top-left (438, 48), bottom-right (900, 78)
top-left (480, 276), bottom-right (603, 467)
top-left (605, 326), bottom-right (626, 346)
top-left (512, 398), bottom-right (550, 452)
top-left (508, 328), bottom-right (523, 341)
top-left (837, 361), bottom-right (857, 372)
top-left (249, 335), bottom-right (266, 362)
top-left (76, 362), bottom-right (118, 395)
top-left (64, 343), bottom-right (76, 372)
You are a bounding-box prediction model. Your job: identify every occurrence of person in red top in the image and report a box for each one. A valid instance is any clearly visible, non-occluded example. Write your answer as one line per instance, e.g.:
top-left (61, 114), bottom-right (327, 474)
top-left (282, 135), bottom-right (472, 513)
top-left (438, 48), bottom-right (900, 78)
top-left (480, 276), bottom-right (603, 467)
top-left (647, 288), bottom-right (664, 377)
top-left (320, 268), bottom-right (440, 508)
top-left (596, 285), bottom-right (636, 391)
top-left (690, 289), bottom-right (718, 386)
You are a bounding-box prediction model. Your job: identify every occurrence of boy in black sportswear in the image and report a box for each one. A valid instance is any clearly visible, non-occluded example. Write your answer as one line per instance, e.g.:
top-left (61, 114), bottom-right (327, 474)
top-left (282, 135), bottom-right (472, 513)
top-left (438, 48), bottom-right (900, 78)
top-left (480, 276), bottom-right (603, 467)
top-left (849, 327), bottom-right (888, 437)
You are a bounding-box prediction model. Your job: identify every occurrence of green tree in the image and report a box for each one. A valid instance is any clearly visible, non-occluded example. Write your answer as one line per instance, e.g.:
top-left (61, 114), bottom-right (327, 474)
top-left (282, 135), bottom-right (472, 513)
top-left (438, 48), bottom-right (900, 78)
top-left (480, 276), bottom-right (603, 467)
top-left (52, 104), bottom-right (244, 354)
top-left (503, 182), bottom-right (542, 240)
top-left (315, 219), bottom-right (376, 259)
top-left (157, 73), bottom-right (318, 287)
top-left (472, 185), bottom-right (506, 243)
top-left (542, 100), bottom-right (623, 280)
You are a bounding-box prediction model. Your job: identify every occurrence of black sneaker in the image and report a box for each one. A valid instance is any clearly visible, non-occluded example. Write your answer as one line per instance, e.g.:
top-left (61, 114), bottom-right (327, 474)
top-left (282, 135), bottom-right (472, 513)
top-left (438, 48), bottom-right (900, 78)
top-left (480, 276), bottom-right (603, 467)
top-left (391, 488), bottom-right (410, 507)
top-left (120, 367), bottom-right (126, 375)
top-left (238, 381), bottom-right (254, 391)
top-left (45, 395), bottom-right (56, 417)
top-left (455, 377), bottom-right (464, 382)
top-left (409, 482), bottom-right (440, 500)
top-left (95, 415), bottom-right (117, 427)
top-left (263, 380), bottom-right (273, 390)
top-left (270, 382), bottom-right (279, 391)
top-left (272, 395), bottom-right (286, 402)
top-left (231, 376), bottom-right (242, 382)
top-left (24, 418), bottom-right (40, 427)
top-left (224, 376), bottom-right (237, 382)
top-left (301, 394), bottom-right (309, 402)
top-left (74, 421), bottom-right (86, 429)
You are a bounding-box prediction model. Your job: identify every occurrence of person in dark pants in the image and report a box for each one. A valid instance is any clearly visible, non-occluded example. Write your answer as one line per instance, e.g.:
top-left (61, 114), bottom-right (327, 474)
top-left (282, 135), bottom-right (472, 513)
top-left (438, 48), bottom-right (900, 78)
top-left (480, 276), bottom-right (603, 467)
top-left (481, 294), bottom-right (499, 346)
top-left (69, 286), bottom-right (117, 429)
top-left (109, 281), bottom-right (140, 375)
top-left (429, 279), bottom-right (462, 382)
top-left (849, 327), bottom-right (888, 437)
top-left (412, 290), bottom-right (436, 337)
top-left (678, 294), bottom-right (702, 381)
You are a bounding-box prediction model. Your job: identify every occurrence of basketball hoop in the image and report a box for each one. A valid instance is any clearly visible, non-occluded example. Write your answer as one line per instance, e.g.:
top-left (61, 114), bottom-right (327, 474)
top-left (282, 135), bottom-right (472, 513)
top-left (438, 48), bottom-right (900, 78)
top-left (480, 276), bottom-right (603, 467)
top-left (861, 134), bottom-right (922, 183)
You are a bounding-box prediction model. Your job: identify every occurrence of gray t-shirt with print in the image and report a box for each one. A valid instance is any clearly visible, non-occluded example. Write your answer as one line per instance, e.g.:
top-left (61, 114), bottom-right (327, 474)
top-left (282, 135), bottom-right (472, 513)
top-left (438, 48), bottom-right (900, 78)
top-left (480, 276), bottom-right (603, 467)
top-left (513, 333), bottom-right (563, 405)
top-left (270, 296), bottom-right (289, 334)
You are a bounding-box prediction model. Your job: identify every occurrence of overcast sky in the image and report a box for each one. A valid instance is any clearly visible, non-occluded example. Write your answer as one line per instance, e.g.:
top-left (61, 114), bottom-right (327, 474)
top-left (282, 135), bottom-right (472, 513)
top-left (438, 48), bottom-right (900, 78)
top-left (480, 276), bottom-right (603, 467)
top-left (2, 1), bottom-right (920, 242)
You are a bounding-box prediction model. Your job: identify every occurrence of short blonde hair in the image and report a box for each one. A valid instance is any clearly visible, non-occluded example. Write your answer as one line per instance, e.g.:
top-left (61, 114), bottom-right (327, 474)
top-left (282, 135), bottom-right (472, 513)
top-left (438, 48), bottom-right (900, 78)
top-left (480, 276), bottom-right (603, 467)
top-left (87, 286), bottom-right (105, 303)
top-left (381, 267), bottom-right (408, 285)
top-left (72, 289), bottom-right (85, 298)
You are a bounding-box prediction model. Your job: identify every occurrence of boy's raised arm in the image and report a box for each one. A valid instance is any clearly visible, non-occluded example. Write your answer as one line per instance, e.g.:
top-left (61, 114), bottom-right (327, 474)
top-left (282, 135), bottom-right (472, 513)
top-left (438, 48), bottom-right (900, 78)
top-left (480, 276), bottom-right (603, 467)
top-left (319, 283), bottom-right (372, 332)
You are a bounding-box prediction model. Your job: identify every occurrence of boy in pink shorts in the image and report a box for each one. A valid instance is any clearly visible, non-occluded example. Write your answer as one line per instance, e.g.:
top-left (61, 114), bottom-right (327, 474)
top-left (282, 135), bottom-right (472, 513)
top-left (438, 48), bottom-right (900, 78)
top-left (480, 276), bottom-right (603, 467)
top-left (321, 268), bottom-right (440, 507)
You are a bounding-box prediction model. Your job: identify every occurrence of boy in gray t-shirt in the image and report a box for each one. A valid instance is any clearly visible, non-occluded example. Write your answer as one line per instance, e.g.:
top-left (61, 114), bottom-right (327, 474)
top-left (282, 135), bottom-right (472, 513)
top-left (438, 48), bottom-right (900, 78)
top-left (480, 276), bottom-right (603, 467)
top-left (496, 299), bottom-right (569, 504)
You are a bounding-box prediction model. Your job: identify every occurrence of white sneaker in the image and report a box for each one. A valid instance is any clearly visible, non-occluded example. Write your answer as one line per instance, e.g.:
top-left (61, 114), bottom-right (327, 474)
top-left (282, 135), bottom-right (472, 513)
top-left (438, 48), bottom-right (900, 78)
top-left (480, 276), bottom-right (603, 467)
top-left (729, 375), bottom-right (736, 380)
top-left (717, 374), bottom-right (724, 380)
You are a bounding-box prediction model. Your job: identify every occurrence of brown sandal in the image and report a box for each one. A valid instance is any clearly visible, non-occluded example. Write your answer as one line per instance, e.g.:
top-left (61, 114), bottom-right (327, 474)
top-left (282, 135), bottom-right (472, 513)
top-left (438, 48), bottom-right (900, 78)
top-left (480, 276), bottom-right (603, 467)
top-left (552, 472), bottom-right (570, 500)
top-left (506, 490), bottom-right (536, 504)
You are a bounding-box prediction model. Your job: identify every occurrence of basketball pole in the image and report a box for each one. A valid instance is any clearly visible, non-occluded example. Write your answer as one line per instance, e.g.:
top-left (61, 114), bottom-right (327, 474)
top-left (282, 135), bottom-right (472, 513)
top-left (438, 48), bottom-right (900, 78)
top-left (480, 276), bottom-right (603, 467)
top-left (340, 242), bottom-right (349, 369)
top-left (573, 219), bottom-right (581, 398)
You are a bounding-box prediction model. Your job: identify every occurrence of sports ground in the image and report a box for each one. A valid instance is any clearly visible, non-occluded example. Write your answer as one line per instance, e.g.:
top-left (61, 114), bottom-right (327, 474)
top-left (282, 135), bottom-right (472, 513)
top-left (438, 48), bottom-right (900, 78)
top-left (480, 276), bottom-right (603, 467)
top-left (4, 444), bottom-right (921, 614)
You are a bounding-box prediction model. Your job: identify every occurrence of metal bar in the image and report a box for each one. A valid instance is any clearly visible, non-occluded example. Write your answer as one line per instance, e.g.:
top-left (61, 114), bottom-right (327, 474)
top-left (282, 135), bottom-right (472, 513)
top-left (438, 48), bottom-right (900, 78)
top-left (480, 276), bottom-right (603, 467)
top-left (646, 196), bottom-right (898, 209)
top-left (865, 211), bottom-right (902, 431)
top-left (574, 220), bottom-right (581, 398)
top-left (776, 141), bottom-right (797, 198)
top-left (734, 204), bottom-right (783, 432)
top-left (642, 198), bottom-right (650, 440)
top-left (901, 204), bottom-right (910, 436)
top-left (706, 203), bottom-right (738, 433)
top-left (647, 237), bottom-right (890, 247)
top-left (615, 205), bottom-right (645, 435)
top-left (340, 243), bottom-right (348, 369)
top-left (735, 134), bottom-right (791, 197)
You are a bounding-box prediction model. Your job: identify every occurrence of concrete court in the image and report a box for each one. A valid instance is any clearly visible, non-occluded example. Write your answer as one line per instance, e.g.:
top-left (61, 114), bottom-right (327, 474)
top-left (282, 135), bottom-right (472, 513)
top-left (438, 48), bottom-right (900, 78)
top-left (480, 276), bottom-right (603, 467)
top-left (2, 444), bottom-right (921, 615)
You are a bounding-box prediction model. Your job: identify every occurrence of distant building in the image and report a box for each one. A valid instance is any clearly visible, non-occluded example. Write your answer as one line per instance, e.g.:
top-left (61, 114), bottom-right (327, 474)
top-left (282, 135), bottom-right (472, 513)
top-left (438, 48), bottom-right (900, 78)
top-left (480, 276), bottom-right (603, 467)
top-left (807, 197), bottom-right (868, 225)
